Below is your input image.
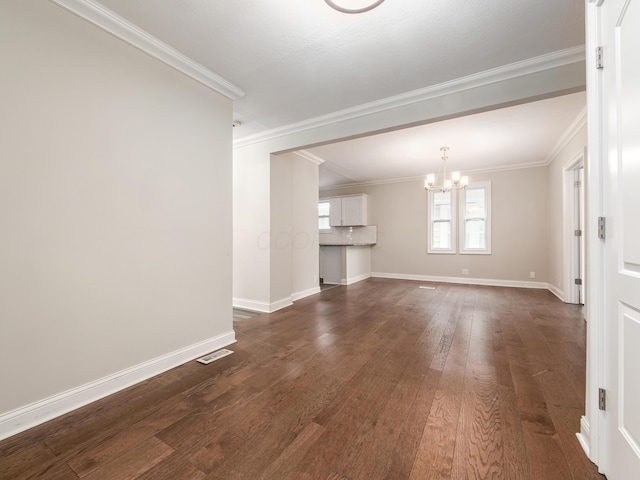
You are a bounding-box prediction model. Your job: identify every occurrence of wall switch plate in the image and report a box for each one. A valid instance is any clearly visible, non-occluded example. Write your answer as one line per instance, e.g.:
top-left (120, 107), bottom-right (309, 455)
top-left (529, 272), bottom-right (536, 279)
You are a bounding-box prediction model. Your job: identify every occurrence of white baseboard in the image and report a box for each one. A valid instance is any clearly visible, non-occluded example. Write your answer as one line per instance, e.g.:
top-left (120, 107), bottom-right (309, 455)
top-left (0, 330), bottom-right (236, 441)
top-left (576, 415), bottom-right (591, 458)
top-left (233, 297), bottom-right (271, 313)
top-left (291, 286), bottom-right (321, 302)
top-left (233, 296), bottom-right (293, 313)
top-left (371, 272), bottom-right (550, 289)
top-left (341, 272), bottom-right (371, 286)
top-left (547, 283), bottom-right (566, 302)
top-left (269, 296), bottom-right (294, 312)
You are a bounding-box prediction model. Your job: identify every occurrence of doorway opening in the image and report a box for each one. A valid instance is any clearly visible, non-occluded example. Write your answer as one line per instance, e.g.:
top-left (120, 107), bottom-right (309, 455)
top-left (564, 150), bottom-right (586, 305)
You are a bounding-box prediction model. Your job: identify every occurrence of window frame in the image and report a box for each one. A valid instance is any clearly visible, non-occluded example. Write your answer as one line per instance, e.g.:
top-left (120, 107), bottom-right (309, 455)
top-left (427, 188), bottom-right (457, 254)
top-left (459, 181), bottom-right (492, 255)
top-left (318, 200), bottom-right (332, 231)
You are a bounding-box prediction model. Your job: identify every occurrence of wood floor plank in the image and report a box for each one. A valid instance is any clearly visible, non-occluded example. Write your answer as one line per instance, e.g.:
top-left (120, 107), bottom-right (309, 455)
top-left (81, 436), bottom-right (173, 480)
top-left (66, 394), bottom-right (201, 477)
top-left (409, 289), bottom-right (475, 480)
top-left (0, 441), bottom-right (56, 480)
top-left (258, 422), bottom-right (326, 480)
top-left (132, 452), bottom-right (206, 480)
top-left (451, 364), bottom-right (503, 480)
top-left (499, 308), bottom-right (575, 479)
top-left (490, 310), bottom-right (534, 479)
top-left (0, 280), bottom-right (605, 480)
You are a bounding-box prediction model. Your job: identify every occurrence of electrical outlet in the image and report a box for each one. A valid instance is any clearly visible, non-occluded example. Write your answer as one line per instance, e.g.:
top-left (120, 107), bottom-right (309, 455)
top-left (529, 271), bottom-right (536, 279)
top-left (462, 268), bottom-right (469, 275)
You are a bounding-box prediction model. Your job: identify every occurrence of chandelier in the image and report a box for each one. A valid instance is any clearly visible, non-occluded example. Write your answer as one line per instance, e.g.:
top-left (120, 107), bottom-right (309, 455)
top-left (324, 0), bottom-right (385, 14)
top-left (424, 147), bottom-right (469, 192)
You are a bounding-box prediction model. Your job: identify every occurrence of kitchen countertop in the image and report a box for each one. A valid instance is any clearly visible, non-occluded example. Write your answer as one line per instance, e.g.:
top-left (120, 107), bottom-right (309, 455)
top-left (319, 243), bottom-right (376, 246)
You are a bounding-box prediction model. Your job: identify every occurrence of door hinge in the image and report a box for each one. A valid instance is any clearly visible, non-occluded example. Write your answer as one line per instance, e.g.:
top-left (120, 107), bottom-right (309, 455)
top-left (574, 180), bottom-right (582, 188)
top-left (575, 229), bottom-right (582, 237)
top-left (575, 278), bottom-right (583, 285)
top-left (598, 217), bottom-right (606, 239)
top-left (599, 388), bottom-right (606, 411)
top-left (596, 46), bottom-right (604, 69)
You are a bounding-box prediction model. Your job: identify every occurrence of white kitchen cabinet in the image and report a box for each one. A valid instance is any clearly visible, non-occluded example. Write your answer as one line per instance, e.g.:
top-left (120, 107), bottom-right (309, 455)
top-left (328, 194), bottom-right (367, 227)
top-left (329, 198), bottom-right (343, 227)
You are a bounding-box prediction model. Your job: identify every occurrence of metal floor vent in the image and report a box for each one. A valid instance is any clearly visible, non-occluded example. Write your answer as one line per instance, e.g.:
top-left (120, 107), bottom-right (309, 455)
top-left (419, 286), bottom-right (436, 290)
top-left (197, 348), bottom-right (234, 365)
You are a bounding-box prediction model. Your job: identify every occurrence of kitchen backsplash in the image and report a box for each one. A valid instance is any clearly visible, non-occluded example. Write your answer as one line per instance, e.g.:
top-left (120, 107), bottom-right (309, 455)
top-left (319, 225), bottom-right (377, 245)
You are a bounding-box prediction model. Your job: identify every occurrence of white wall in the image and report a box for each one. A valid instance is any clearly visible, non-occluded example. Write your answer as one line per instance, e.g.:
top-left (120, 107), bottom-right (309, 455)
top-left (234, 152), bottom-right (320, 311)
top-left (291, 157), bottom-right (321, 300)
top-left (0, 0), bottom-right (233, 432)
top-left (344, 246), bottom-right (372, 285)
top-left (322, 167), bottom-right (549, 285)
top-left (233, 57), bottom-right (585, 311)
top-left (233, 143), bottom-right (272, 311)
top-left (270, 154), bottom-right (293, 307)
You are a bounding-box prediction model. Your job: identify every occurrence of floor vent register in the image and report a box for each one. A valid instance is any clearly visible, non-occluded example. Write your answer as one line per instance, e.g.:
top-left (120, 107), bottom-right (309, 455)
top-left (197, 348), bottom-right (234, 365)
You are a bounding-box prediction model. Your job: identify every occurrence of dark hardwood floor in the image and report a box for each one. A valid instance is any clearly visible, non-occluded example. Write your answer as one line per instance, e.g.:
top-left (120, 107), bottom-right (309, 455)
top-left (0, 279), bottom-right (605, 479)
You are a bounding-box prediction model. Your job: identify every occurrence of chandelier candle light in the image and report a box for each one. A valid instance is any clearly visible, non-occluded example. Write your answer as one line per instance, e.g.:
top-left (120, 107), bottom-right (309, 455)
top-left (424, 147), bottom-right (469, 192)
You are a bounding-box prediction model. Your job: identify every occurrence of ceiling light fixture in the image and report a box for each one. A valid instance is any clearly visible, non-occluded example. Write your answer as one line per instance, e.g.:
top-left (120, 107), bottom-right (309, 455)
top-left (424, 147), bottom-right (469, 192)
top-left (324, 0), bottom-right (385, 14)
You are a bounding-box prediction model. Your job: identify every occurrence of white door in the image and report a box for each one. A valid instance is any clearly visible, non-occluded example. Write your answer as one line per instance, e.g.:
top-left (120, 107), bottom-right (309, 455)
top-left (601, 0), bottom-right (640, 477)
top-left (570, 165), bottom-right (585, 304)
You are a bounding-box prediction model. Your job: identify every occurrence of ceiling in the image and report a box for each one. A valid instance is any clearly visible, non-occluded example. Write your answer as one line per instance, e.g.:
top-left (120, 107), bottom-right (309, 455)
top-left (310, 91), bottom-right (586, 188)
top-left (94, 0), bottom-right (586, 187)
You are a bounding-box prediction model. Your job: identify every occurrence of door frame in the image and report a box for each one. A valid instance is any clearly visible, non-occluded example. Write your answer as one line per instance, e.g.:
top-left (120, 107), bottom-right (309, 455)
top-left (580, 0), bottom-right (606, 470)
top-left (563, 150), bottom-right (586, 305)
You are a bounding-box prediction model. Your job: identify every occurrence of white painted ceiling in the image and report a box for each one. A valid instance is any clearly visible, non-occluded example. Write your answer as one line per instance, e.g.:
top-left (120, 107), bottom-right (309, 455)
top-left (311, 91), bottom-right (586, 188)
top-left (94, 0), bottom-right (586, 187)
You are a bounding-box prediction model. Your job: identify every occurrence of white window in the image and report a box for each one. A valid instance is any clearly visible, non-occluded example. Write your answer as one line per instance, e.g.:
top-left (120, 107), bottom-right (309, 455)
top-left (428, 190), bottom-right (456, 253)
top-left (460, 181), bottom-right (491, 254)
top-left (318, 200), bottom-right (331, 230)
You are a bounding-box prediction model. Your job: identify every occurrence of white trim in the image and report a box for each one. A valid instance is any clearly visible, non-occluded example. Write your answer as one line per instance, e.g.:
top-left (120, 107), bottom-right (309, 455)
top-left (576, 416), bottom-right (592, 457)
top-left (341, 272), bottom-right (371, 286)
top-left (427, 189), bottom-right (457, 254)
top-left (234, 46), bottom-right (585, 148)
top-left (49, 0), bottom-right (245, 100)
top-left (294, 150), bottom-right (325, 165)
top-left (320, 159), bottom-right (360, 184)
top-left (563, 150), bottom-right (586, 305)
top-left (233, 297), bottom-right (271, 313)
top-left (547, 283), bottom-right (566, 302)
top-left (0, 331), bottom-right (236, 441)
top-left (583, 0), bottom-right (604, 466)
top-left (291, 286), bottom-right (321, 302)
top-left (319, 161), bottom-right (550, 192)
top-left (269, 297), bottom-right (294, 312)
top-left (459, 181), bottom-right (492, 255)
top-left (371, 272), bottom-right (550, 290)
top-left (232, 296), bottom-right (293, 313)
top-left (545, 108), bottom-right (588, 165)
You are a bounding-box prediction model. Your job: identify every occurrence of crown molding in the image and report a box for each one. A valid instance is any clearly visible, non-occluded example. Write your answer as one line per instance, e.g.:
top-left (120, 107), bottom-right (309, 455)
top-left (319, 163), bottom-right (548, 191)
top-left (294, 150), bottom-right (325, 165)
top-left (544, 107), bottom-right (588, 165)
top-left (234, 46), bottom-right (586, 148)
top-left (50, 0), bottom-right (245, 100)
top-left (319, 161), bottom-right (550, 191)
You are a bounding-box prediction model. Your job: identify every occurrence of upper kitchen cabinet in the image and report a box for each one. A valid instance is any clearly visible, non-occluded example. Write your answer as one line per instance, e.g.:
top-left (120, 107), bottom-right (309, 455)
top-left (328, 194), bottom-right (368, 227)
